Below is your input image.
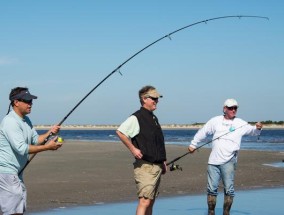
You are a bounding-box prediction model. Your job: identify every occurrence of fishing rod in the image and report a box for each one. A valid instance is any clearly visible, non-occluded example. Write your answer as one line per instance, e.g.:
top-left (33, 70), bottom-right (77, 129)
top-left (166, 123), bottom-right (249, 171)
top-left (19, 15), bottom-right (268, 175)
top-left (56, 15), bottom-right (268, 129)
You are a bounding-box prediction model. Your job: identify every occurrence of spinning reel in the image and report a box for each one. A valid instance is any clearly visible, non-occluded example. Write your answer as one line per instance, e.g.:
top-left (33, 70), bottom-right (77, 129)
top-left (169, 163), bottom-right (183, 171)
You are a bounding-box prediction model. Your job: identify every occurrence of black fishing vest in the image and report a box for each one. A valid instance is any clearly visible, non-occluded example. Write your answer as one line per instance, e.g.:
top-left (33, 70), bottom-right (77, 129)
top-left (131, 107), bottom-right (166, 163)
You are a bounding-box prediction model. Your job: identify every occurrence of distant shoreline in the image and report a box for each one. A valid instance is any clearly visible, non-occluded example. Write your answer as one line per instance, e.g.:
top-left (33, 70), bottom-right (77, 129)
top-left (34, 124), bottom-right (284, 130)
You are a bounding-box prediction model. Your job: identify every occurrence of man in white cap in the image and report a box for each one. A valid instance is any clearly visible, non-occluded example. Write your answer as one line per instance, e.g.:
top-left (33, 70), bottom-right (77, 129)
top-left (188, 99), bottom-right (262, 215)
top-left (0, 87), bottom-right (63, 215)
top-left (116, 85), bottom-right (167, 215)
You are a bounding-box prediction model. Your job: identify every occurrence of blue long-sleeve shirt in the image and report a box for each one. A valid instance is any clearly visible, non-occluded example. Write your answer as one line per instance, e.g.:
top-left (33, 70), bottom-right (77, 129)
top-left (0, 110), bottom-right (39, 175)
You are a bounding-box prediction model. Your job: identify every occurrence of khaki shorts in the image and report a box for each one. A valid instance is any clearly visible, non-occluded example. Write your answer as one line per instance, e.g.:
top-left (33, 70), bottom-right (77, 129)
top-left (133, 160), bottom-right (163, 200)
top-left (0, 174), bottom-right (26, 215)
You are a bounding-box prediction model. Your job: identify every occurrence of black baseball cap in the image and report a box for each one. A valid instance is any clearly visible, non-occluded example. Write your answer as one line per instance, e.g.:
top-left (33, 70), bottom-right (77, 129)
top-left (9, 90), bottom-right (37, 101)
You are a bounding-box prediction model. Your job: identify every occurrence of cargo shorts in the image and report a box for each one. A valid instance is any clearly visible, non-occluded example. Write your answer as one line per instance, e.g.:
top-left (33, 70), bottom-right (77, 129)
top-left (133, 159), bottom-right (163, 200)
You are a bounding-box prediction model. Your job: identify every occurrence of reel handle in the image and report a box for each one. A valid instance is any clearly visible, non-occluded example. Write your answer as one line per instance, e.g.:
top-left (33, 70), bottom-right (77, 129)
top-left (170, 163), bottom-right (183, 171)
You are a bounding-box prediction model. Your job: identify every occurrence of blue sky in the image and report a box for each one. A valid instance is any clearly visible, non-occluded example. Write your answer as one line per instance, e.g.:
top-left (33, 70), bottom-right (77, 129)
top-left (1, 1), bottom-right (283, 125)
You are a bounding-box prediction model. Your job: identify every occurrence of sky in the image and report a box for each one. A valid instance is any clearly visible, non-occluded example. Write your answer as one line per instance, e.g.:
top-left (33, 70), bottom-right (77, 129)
top-left (1, 1), bottom-right (283, 125)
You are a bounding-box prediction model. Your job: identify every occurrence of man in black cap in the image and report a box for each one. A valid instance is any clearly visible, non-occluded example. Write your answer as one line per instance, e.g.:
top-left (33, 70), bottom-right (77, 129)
top-left (0, 87), bottom-right (63, 215)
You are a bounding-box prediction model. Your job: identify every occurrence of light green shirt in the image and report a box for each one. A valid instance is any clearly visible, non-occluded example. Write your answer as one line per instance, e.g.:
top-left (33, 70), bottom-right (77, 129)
top-left (117, 115), bottom-right (140, 138)
top-left (0, 110), bottom-right (39, 175)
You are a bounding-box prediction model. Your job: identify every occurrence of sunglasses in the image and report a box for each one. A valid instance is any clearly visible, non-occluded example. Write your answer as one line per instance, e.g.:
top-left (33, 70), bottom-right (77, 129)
top-left (147, 96), bottom-right (159, 102)
top-left (18, 99), bottom-right (33, 104)
top-left (227, 106), bottom-right (238, 111)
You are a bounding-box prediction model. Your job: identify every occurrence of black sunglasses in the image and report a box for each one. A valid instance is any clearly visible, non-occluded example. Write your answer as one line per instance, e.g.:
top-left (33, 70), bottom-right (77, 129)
top-left (147, 96), bottom-right (159, 102)
top-left (18, 99), bottom-right (33, 104)
top-left (227, 106), bottom-right (238, 111)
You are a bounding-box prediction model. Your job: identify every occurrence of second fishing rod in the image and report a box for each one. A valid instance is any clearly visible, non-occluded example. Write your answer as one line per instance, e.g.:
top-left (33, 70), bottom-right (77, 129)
top-left (166, 123), bottom-right (249, 171)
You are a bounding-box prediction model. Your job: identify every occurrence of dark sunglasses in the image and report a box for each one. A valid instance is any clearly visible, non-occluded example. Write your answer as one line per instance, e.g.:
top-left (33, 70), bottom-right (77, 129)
top-left (227, 106), bottom-right (238, 111)
top-left (147, 96), bottom-right (159, 102)
top-left (18, 99), bottom-right (33, 104)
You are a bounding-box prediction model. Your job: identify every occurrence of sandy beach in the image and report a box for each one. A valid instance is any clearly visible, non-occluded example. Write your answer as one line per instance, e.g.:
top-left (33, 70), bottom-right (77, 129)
top-left (24, 141), bottom-right (284, 213)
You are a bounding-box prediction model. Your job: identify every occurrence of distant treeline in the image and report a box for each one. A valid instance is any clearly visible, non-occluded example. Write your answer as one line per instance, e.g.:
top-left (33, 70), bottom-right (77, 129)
top-left (249, 120), bottom-right (284, 125)
top-left (192, 121), bottom-right (284, 125)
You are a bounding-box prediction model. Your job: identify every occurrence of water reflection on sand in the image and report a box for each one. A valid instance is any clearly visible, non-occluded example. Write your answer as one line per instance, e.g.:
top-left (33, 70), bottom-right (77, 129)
top-left (28, 188), bottom-right (284, 215)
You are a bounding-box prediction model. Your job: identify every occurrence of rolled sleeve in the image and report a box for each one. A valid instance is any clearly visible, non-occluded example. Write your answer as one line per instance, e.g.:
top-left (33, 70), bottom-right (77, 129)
top-left (117, 115), bottom-right (140, 138)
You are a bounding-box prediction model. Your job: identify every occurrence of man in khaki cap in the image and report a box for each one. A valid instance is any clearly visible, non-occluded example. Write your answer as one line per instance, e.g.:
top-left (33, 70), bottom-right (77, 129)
top-left (188, 98), bottom-right (262, 215)
top-left (116, 85), bottom-right (167, 215)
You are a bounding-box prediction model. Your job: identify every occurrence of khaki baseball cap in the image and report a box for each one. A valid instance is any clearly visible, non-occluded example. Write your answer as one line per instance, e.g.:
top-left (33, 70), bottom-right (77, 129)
top-left (144, 89), bottom-right (163, 98)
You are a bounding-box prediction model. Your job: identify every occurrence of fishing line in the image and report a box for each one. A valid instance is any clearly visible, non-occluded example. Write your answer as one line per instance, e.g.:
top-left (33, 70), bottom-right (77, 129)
top-left (166, 123), bottom-right (249, 171)
top-left (19, 15), bottom-right (268, 175)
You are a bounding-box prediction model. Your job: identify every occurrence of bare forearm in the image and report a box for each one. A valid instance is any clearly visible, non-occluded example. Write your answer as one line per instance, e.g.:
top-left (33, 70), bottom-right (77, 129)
top-left (37, 125), bottom-right (60, 144)
top-left (116, 131), bottom-right (135, 151)
top-left (28, 144), bottom-right (48, 154)
top-left (116, 130), bottom-right (143, 159)
top-left (29, 136), bottom-right (63, 154)
top-left (37, 132), bottom-right (50, 144)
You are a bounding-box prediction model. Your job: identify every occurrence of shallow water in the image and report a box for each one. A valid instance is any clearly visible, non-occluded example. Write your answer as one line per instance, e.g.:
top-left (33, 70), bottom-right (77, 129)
top-left (263, 162), bottom-right (284, 168)
top-left (28, 188), bottom-right (284, 215)
top-left (38, 129), bottom-right (284, 151)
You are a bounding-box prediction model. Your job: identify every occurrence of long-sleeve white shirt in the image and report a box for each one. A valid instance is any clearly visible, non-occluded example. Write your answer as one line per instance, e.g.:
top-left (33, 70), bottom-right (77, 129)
top-left (189, 115), bottom-right (261, 165)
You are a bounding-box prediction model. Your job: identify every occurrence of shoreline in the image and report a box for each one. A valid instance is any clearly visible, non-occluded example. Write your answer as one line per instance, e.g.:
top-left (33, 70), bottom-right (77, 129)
top-left (34, 124), bottom-right (284, 130)
top-left (24, 141), bottom-right (284, 213)
top-left (28, 187), bottom-right (284, 215)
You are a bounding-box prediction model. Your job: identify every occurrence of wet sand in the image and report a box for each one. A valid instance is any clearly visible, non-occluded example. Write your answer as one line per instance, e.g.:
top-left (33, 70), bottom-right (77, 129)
top-left (24, 141), bottom-right (284, 213)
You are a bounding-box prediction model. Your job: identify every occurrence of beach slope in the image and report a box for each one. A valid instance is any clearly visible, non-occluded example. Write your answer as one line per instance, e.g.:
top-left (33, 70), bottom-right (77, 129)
top-left (24, 141), bottom-right (284, 212)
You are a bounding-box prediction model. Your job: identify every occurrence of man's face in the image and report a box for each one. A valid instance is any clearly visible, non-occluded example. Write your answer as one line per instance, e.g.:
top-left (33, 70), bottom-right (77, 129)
top-left (143, 96), bottom-right (159, 111)
top-left (14, 99), bottom-right (33, 116)
top-left (224, 106), bottom-right (238, 119)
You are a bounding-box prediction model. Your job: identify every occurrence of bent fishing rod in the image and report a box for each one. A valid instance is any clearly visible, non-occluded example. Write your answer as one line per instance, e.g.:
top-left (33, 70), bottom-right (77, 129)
top-left (166, 123), bottom-right (249, 171)
top-left (19, 15), bottom-right (268, 175)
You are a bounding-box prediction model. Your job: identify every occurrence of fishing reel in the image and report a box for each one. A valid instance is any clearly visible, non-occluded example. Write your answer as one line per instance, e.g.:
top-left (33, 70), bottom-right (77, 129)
top-left (57, 136), bottom-right (64, 143)
top-left (45, 134), bottom-right (64, 143)
top-left (169, 163), bottom-right (183, 171)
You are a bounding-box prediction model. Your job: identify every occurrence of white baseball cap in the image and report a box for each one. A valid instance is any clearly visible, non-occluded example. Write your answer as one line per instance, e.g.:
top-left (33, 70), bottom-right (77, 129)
top-left (224, 99), bottom-right (238, 107)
